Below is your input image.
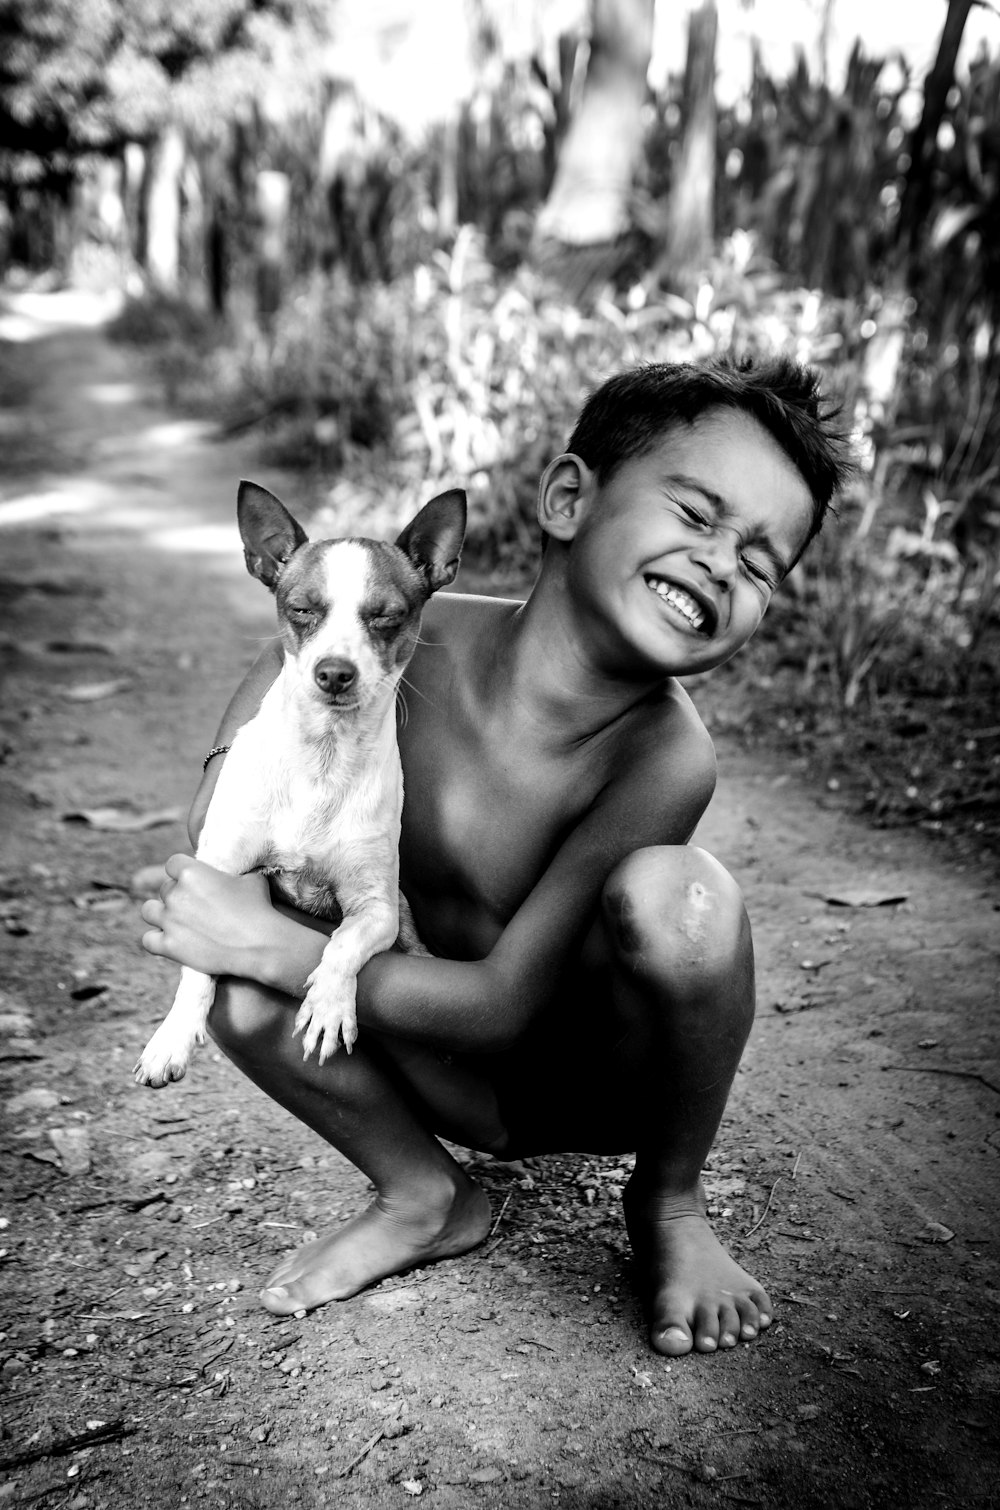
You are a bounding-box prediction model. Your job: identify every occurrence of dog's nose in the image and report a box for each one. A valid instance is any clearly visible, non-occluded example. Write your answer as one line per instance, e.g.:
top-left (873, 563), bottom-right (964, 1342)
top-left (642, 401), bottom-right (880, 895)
top-left (313, 656), bottom-right (358, 696)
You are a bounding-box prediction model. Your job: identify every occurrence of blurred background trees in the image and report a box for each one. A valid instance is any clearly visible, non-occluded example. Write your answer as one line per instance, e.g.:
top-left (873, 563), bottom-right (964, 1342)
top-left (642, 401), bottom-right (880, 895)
top-left (1, 0), bottom-right (998, 832)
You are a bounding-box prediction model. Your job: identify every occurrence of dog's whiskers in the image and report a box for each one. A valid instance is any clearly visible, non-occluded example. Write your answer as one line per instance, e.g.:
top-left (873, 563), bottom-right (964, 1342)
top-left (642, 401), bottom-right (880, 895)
top-left (398, 673), bottom-right (431, 707)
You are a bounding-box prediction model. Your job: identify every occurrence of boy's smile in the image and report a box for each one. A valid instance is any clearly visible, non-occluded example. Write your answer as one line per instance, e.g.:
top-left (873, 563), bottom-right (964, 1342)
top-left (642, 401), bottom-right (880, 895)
top-left (644, 573), bottom-right (715, 636)
top-left (554, 408), bottom-right (815, 678)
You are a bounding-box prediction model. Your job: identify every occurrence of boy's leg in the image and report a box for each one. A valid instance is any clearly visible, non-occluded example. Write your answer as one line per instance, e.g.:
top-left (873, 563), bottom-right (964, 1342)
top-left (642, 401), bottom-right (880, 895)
top-left (207, 981), bottom-right (493, 1313)
top-left (453, 843), bottom-right (768, 1356)
top-left (600, 844), bottom-right (771, 1356)
top-left (208, 842), bottom-right (768, 1352)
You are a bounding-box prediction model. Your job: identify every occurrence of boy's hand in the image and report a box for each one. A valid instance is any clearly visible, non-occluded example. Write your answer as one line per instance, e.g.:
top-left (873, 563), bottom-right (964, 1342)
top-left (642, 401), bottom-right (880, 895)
top-left (140, 856), bottom-right (277, 981)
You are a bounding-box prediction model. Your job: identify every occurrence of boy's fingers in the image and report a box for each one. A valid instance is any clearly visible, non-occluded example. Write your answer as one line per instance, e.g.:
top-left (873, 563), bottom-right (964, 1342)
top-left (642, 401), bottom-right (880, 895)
top-left (140, 898), bottom-right (164, 926)
top-left (164, 852), bottom-right (195, 881)
top-left (141, 926), bottom-right (165, 956)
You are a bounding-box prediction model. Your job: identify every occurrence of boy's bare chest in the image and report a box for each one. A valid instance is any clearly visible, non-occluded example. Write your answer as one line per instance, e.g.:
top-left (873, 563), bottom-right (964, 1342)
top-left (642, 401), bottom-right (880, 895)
top-left (397, 699), bottom-right (597, 947)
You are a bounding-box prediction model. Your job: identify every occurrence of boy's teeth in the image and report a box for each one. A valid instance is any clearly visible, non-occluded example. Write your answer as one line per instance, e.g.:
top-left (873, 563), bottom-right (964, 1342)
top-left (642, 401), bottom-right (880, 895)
top-left (648, 578), bottom-right (706, 630)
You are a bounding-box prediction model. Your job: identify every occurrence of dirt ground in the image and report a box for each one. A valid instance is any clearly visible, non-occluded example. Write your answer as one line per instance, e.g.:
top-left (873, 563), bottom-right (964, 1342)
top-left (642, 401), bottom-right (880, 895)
top-left (1, 290), bottom-right (998, 1510)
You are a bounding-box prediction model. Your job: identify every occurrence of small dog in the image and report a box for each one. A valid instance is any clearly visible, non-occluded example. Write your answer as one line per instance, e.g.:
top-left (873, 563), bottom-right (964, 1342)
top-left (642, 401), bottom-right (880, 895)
top-left (134, 479), bottom-right (466, 1087)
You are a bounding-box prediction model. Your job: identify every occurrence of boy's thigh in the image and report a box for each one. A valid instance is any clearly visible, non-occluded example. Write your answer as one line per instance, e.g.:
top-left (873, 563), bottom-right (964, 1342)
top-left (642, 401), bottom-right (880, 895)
top-left (378, 931), bottom-right (638, 1159)
top-left (485, 911), bottom-right (645, 1156)
top-left (375, 1033), bottom-right (510, 1154)
top-left (488, 956), bottom-right (642, 1157)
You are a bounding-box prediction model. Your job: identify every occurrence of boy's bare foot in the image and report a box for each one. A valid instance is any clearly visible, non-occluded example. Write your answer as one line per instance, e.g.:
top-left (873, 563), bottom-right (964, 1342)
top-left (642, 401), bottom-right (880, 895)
top-left (259, 1175), bottom-right (492, 1315)
top-left (624, 1181), bottom-right (772, 1357)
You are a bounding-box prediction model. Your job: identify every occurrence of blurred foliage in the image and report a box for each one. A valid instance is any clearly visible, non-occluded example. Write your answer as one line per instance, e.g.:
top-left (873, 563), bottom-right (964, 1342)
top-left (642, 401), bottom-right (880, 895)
top-left (120, 216), bottom-right (998, 835)
top-left (0, 0), bottom-right (332, 180)
top-left (6, 4), bottom-right (1000, 841)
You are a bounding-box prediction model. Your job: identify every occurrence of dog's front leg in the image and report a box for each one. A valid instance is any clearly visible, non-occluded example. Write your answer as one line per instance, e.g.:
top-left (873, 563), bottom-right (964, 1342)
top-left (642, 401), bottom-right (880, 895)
top-left (135, 811), bottom-right (267, 1088)
top-left (134, 965), bottom-right (217, 1089)
top-left (294, 850), bottom-right (400, 1064)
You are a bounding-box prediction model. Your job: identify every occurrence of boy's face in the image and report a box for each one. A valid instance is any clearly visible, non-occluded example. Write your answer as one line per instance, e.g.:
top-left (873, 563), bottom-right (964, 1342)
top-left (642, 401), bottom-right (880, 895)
top-left (559, 408), bottom-right (815, 678)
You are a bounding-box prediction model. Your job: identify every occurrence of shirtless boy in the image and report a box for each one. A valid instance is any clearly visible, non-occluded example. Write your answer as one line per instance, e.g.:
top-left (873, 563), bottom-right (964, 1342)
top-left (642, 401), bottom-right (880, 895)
top-left (140, 355), bottom-right (850, 1357)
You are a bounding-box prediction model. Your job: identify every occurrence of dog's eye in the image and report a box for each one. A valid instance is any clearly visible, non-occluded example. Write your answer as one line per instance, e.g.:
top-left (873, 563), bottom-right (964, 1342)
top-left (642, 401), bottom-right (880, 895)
top-left (369, 612), bottom-right (405, 634)
top-left (285, 600), bottom-right (317, 625)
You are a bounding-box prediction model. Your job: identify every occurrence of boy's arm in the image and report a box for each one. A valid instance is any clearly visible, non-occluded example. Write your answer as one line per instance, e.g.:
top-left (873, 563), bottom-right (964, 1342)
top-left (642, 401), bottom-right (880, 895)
top-left (355, 725), bottom-right (716, 1051)
top-left (146, 705), bottom-right (716, 1053)
top-left (187, 643), bottom-right (283, 846)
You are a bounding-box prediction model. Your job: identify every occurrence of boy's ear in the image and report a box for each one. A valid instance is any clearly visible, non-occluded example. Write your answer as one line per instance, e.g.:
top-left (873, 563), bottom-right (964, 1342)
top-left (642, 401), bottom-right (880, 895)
top-left (395, 488), bottom-right (467, 594)
top-left (537, 455), bottom-right (594, 544)
top-left (237, 480), bottom-right (309, 590)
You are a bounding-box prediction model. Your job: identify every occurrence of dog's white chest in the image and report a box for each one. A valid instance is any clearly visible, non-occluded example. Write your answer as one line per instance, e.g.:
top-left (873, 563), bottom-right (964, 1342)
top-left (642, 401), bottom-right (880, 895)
top-left (267, 757), bottom-right (403, 878)
top-left (199, 707), bottom-right (405, 921)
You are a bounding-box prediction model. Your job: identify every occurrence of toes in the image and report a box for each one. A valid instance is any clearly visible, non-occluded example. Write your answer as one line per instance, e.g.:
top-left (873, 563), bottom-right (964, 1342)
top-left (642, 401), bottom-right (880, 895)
top-left (134, 1060), bottom-right (176, 1089)
top-left (260, 1284), bottom-right (302, 1316)
top-left (649, 1286), bottom-right (701, 1356)
top-left (658, 1303), bottom-right (724, 1354)
top-left (650, 1294), bottom-right (768, 1357)
top-left (717, 1300), bottom-right (742, 1349)
top-left (316, 1028), bottom-right (341, 1064)
top-left (298, 1017), bottom-right (321, 1060)
top-left (651, 1320), bottom-right (694, 1357)
top-left (737, 1292), bottom-right (773, 1340)
top-left (692, 1303), bottom-right (722, 1353)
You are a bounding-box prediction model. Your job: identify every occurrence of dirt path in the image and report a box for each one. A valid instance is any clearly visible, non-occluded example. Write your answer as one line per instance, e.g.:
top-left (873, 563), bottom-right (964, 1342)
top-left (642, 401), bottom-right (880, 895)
top-left (1, 292), bottom-right (997, 1510)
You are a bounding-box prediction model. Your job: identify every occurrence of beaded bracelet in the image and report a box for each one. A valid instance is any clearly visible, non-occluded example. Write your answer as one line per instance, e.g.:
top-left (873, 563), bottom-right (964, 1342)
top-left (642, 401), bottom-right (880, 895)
top-left (202, 744), bottom-right (231, 771)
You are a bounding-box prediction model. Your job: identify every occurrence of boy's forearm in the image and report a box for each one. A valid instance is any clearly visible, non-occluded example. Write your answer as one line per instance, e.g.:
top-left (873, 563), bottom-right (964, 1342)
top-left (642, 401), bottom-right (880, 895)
top-left (245, 914), bottom-right (521, 1053)
top-left (248, 905), bottom-right (332, 996)
top-left (356, 950), bottom-right (536, 1054)
top-left (188, 643), bottom-right (283, 846)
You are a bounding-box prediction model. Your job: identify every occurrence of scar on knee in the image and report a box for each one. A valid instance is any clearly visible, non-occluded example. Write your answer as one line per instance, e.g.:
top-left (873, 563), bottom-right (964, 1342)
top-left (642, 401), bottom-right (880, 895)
top-left (681, 879), bottom-right (715, 942)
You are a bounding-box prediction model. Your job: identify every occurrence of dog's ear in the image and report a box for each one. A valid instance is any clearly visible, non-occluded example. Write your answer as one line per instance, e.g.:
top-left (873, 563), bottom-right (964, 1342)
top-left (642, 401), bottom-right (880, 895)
top-left (395, 489), bottom-right (467, 594)
top-left (237, 481), bottom-right (308, 590)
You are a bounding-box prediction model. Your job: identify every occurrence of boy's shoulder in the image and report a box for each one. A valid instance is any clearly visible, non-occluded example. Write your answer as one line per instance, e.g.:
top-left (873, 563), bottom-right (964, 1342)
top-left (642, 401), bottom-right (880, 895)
top-left (425, 589), bottom-right (716, 826)
top-left (618, 677), bottom-right (717, 820)
top-left (419, 588), bottom-right (521, 662)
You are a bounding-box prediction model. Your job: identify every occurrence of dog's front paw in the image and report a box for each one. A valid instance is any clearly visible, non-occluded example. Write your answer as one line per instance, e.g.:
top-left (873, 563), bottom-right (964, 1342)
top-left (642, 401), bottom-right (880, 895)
top-left (293, 973), bottom-right (358, 1064)
top-left (134, 1024), bottom-right (203, 1088)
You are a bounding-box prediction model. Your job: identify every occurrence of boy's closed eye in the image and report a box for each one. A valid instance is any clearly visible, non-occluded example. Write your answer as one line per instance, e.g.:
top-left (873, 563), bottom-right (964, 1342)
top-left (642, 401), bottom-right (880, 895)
top-left (740, 554), bottom-right (777, 589)
top-left (673, 498), bottom-right (710, 528)
top-left (671, 496), bottom-right (777, 590)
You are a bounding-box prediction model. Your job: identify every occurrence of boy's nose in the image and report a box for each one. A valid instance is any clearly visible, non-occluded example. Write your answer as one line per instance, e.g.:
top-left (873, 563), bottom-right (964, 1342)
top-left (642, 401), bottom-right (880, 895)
top-left (314, 656), bottom-right (358, 695)
top-left (692, 532), bottom-right (737, 589)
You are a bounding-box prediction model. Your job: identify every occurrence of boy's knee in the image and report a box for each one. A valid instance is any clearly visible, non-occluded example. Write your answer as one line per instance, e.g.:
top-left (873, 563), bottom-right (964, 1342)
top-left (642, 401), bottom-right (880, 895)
top-left (208, 978), bottom-right (286, 1055)
top-left (602, 845), bottom-right (749, 981)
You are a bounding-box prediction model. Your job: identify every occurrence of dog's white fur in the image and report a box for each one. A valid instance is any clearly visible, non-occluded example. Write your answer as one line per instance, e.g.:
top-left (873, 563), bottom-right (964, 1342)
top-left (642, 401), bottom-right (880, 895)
top-left (135, 488), bottom-right (464, 1087)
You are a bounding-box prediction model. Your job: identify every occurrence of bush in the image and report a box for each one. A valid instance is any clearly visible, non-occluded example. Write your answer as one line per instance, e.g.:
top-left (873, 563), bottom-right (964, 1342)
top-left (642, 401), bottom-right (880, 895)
top-left (118, 229), bottom-right (998, 839)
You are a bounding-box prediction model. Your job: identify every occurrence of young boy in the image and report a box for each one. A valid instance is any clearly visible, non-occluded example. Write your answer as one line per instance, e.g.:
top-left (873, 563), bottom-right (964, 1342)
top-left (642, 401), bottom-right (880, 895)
top-left (140, 355), bottom-right (850, 1358)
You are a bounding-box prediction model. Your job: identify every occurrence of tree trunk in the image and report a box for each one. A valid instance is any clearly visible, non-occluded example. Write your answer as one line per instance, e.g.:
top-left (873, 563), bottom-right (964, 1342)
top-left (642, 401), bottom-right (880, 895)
top-left (532, 0), bottom-right (654, 294)
top-left (123, 143), bottom-right (145, 269)
top-left (255, 169), bottom-right (290, 332)
top-left (143, 122), bottom-right (185, 294)
top-left (658, 0), bottom-right (718, 293)
top-left (897, 0), bottom-right (974, 252)
top-left (319, 88), bottom-right (397, 282)
top-left (206, 193), bottom-right (228, 318)
top-left (437, 114), bottom-right (460, 239)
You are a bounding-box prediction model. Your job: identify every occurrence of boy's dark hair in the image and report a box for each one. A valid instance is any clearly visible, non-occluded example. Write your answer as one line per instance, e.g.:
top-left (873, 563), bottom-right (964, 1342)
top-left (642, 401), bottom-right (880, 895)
top-left (566, 355), bottom-right (853, 552)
